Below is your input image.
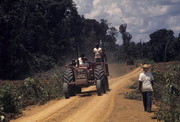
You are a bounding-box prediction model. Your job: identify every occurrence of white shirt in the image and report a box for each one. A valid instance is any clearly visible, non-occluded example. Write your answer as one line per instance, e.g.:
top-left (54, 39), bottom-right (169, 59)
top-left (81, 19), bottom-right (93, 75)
top-left (78, 57), bottom-right (88, 66)
top-left (93, 47), bottom-right (102, 58)
top-left (78, 57), bottom-right (83, 65)
top-left (139, 72), bottom-right (154, 92)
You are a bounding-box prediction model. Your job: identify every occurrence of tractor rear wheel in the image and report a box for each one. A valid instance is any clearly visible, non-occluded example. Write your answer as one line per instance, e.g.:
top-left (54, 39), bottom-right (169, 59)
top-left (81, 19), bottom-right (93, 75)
top-left (95, 65), bottom-right (105, 96)
top-left (96, 80), bottom-right (102, 96)
top-left (63, 68), bottom-right (76, 98)
top-left (64, 68), bottom-right (74, 83)
top-left (95, 65), bottom-right (105, 81)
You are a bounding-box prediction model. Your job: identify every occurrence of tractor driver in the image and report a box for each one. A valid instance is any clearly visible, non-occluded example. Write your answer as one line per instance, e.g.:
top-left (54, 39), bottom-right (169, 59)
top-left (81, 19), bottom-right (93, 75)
top-left (93, 43), bottom-right (102, 63)
top-left (78, 54), bottom-right (88, 66)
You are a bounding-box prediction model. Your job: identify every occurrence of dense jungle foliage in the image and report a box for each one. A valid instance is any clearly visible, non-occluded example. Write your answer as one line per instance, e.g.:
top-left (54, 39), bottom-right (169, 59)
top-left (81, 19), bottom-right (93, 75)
top-left (0, 0), bottom-right (117, 80)
top-left (0, 0), bottom-right (180, 80)
top-left (116, 29), bottom-right (180, 63)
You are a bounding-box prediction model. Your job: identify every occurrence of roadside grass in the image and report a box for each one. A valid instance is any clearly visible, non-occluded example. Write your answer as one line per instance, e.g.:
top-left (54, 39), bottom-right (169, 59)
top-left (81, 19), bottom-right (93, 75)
top-left (135, 59), bottom-right (156, 66)
top-left (124, 90), bottom-right (142, 100)
top-left (0, 66), bottom-right (64, 121)
top-left (124, 81), bottom-right (142, 101)
top-left (128, 80), bottom-right (139, 89)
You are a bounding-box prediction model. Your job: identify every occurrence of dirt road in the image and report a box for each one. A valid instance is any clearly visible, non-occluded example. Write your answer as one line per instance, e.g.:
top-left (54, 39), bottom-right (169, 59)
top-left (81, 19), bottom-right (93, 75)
top-left (12, 64), bottom-right (156, 122)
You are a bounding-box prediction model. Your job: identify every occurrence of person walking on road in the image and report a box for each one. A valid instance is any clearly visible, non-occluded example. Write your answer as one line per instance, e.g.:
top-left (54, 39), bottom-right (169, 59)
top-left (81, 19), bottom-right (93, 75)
top-left (138, 64), bottom-right (154, 112)
top-left (93, 43), bottom-right (102, 63)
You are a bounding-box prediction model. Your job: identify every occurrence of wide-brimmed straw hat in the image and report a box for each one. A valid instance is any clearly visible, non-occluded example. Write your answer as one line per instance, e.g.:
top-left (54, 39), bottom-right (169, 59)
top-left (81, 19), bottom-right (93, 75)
top-left (141, 64), bottom-right (151, 68)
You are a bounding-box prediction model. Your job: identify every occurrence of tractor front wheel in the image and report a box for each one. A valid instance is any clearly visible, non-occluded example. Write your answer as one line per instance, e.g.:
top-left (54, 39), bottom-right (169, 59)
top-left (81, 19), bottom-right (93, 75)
top-left (63, 83), bottom-right (70, 99)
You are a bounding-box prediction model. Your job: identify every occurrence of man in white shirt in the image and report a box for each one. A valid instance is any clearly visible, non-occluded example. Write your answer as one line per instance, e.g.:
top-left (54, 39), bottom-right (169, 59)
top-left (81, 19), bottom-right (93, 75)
top-left (77, 54), bottom-right (88, 66)
top-left (139, 64), bottom-right (154, 112)
top-left (93, 43), bottom-right (102, 63)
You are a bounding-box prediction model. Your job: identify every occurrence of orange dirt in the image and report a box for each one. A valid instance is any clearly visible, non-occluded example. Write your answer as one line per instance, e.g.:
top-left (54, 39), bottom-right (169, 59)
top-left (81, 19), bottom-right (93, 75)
top-left (11, 64), bottom-right (156, 122)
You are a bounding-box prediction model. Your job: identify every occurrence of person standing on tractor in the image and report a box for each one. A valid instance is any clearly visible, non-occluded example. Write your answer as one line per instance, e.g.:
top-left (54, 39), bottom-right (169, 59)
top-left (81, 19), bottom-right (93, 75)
top-left (138, 64), bottom-right (154, 113)
top-left (93, 43), bottom-right (102, 63)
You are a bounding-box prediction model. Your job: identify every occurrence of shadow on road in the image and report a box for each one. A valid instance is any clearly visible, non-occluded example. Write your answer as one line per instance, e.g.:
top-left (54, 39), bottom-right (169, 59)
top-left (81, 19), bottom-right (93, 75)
top-left (78, 89), bottom-right (111, 97)
top-left (78, 90), bottom-right (97, 97)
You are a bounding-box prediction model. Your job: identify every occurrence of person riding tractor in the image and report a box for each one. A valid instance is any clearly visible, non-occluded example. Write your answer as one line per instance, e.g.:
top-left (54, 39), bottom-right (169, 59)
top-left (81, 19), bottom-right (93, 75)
top-left (93, 43), bottom-right (102, 63)
top-left (77, 54), bottom-right (88, 66)
top-left (93, 43), bottom-right (107, 63)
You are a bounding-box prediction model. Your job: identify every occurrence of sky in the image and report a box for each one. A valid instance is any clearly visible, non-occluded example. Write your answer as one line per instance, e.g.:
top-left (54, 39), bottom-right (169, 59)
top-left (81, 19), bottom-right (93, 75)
top-left (73, 0), bottom-right (180, 44)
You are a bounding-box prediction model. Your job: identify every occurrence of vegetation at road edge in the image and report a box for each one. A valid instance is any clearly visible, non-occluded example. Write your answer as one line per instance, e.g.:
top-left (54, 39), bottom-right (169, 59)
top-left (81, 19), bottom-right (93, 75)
top-left (125, 62), bottom-right (180, 122)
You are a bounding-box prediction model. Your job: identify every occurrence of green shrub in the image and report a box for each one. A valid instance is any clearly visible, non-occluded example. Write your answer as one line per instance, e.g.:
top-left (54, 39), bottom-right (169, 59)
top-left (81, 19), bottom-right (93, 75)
top-left (125, 80), bottom-right (142, 100)
top-left (153, 65), bottom-right (180, 122)
top-left (0, 84), bottom-right (20, 115)
top-left (124, 90), bottom-right (142, 100)
top-left (128, 80), bottom-right (139, 89)
top-left (135, 59), bottom-right (155, 65)
top-left (0, 69), bottom-right (64, 120)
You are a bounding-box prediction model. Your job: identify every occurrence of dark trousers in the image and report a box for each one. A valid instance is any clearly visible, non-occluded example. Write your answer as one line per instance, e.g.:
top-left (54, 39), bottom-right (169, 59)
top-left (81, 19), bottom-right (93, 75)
top-left (142, 91), bottom-right (152, 111)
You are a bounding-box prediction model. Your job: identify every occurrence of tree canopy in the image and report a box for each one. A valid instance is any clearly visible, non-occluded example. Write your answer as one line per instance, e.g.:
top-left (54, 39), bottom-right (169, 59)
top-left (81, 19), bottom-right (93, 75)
top-left (0, 0), bottom-right (117, 79)
top-left (116, 28), bottom-right (180, 63)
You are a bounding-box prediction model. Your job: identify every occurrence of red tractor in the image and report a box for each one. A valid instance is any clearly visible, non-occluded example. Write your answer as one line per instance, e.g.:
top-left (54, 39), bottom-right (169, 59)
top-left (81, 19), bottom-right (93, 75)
top-left (63, 62), bottom-right (109, 99)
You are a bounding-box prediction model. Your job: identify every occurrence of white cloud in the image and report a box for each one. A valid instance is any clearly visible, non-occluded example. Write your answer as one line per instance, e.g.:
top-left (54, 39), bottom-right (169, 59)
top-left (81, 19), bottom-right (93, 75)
top-left (93, 0), bottom-right (102, 6)
top-left (73, 0), bottom-right (180, 44)
top-left (106, 4), bottom-right (122, 16)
